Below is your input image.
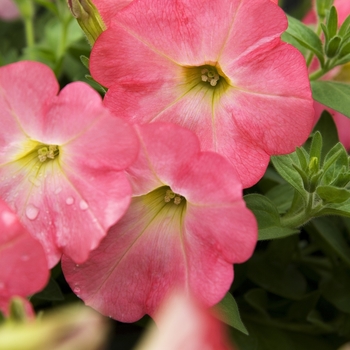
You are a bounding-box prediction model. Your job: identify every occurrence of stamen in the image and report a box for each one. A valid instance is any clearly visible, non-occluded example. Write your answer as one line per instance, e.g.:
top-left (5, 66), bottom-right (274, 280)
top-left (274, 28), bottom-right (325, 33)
top-left (164, 189), bottom-right (183, 205)
top-left (38, 145), bottom-right (59, 162)
top-left (174, 196), bottom-right (182, 205)
top-left (200, 67), bottom-right (220, 87)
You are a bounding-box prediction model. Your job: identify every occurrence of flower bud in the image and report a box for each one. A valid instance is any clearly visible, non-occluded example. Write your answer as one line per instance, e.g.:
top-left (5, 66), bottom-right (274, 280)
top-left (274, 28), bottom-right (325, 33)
top-left (67, 0), bottom-right (106, 45)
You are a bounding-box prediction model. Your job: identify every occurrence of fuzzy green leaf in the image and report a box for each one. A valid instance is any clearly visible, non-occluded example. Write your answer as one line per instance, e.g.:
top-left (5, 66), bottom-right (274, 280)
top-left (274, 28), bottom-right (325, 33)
top-left (311, 81), bottom-right (350, 118)
top-left (214, 293), bottom-right (248, 335)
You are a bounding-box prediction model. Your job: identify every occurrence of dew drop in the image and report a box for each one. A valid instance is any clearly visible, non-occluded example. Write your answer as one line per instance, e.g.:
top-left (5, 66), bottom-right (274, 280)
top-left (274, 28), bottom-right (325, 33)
top-left (21, 255), bottom-right (29, 261)
top-left (55, 187), bottom-right (62, 194)
top-left (79, 200), bottom-right (88, 210)
top-left (73, 286), bottom-right (81, 294)
top-left (25, 204), bottom-right (39, 220)
top-left (1, 211), bottom-right (16, 227)
top-left (0, 282), bottom-right (4, 289)
top-left (66, 197), bottom-right (74, 205)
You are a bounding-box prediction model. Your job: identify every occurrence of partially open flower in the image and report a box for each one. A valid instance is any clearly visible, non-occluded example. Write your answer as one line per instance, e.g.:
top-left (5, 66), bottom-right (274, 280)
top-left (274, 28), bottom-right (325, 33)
top-left (0, 61), bottom-right (139, 267)
top-left (89, 0), bottom-right (314, 187)
top-left (62, 122), bottom-right (257, 322)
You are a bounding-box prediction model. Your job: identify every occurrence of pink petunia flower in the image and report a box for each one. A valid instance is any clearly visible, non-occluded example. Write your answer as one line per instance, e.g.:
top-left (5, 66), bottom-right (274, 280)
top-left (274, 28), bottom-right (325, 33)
top-left (89, 0), bottom-right (314, 188)
top-left (0, 61), bottom-right (139, 268)
top-left (62, 122), bottom-right (257, 322)
top-left (135, 292), bottom-right (236, 350)
top-left (0, 199), bottom-right (49, 316)
top-left (0, 0), bottom-right (19, 21)
top-left (304, 0), bottom-right (350, 150)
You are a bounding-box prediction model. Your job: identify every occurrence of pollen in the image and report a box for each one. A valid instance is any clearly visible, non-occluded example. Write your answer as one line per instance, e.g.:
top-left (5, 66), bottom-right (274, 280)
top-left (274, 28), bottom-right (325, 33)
top-left (38, 145), bottom-right (59, 162)
top-left (201, 68), bottom-right (220, 87)
top-left (164, 189), bottom-right (183, 205)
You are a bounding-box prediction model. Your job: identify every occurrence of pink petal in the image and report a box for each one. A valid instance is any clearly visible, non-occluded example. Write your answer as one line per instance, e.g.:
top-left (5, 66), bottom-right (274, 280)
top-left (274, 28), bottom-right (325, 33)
top-left (0, 61), bottom-right (59, 142)
top-left (62, 123), bottom-right (257, 322)
top-left (92, 0), bottom-right (242, 68)
top-left (219, 0), bottom-right (287, 70)
top-left (92, 0), bottom-right (132, 27)
top-left (0, 199), bottom-right (48, 315)
top-left (127, 123), bottom-right (200, 195)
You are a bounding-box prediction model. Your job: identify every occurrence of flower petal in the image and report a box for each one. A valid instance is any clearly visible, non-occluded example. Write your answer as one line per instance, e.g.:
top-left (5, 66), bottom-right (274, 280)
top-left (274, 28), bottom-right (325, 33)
top-left (0, 61), bottom-right (59, 141)
top-left (0, 199), bottom-right (48, 314)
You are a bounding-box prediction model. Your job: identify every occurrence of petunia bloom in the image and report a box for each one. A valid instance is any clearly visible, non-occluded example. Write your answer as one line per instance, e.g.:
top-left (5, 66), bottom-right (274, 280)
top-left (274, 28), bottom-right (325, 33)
top-left (89, 0), bottom-right (314, 188)
top-left (0, 199), bottom-right (49, 316)
top-left (0, 61), bottom-right (139, 268)
top-left (135, 292), bottom-right (236, 350)
top-left (304, 0), bottom-right (350, 150)
top-left (62, 122), bottom-right (257, 322)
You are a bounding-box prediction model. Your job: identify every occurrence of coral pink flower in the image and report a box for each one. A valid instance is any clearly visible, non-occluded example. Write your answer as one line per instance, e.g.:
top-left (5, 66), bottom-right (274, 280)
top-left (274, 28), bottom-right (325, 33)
top-left (0, 199), bottom-right (49, 316)
top-left (304, 0), bottom-right (350, 149)
top-left (89, 0), bottom-right (314, 188)
top-left (135, 292), bottom-right (235, 350)
top-left (0, 0), bottom-right (19, 21)
top-left (62, 123), bottom-right (257, 322)
top-left (0, 61), bottom-right (139, 268)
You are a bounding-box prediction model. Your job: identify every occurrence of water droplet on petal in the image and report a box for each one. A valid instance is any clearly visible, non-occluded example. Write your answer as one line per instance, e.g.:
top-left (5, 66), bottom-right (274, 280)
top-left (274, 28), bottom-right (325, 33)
top-left (66, 197), bottom-right (74, 205)
top-left (0, 282), bottom-right (4, 289)
top-left (25, 204), bottom-right (39, 220)
top-left (1, 211), bottom-right (17, 227)
top-left (55, 187), bottom-right (62, 194)
top-left (79, 200), bottom-right (88, 210)
top-left (73, 285), bottom-right (81, 294)
top-left (21, 255), bottom-right (29, 261)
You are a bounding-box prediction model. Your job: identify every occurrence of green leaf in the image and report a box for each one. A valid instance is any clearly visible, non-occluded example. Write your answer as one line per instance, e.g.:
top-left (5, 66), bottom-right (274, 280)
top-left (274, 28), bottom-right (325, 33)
top-left (309, 131), bottom-right (323, 168)
top-left (311, 81), bottom-right (350, 118)
top-left (244, 194), bottom-right (299, 240)
top-left (214, 293), bottom-right (248, 335)
top-left (335, 52), bottom-right (350, 65)
top-left (281, 32), bottom-right (309, 58)
top-left (31, 277), bottom-right (64, 301)
top-left (271, 154), bottom-right (308, 202)
top-left (320, 268), bottom-right (350, 313)
top-left (287, 291), bottom-right (320, 321)
top-left (80, 55), bottom-right (90, 69)
top-left (312, 110), bottom-right (339, 161)
top-left (306, 310), bottom-right (335, 332)
top-left (244, 289), bottom-right (269, 317)
top-left (317, 185), bottom-right (350, 203)
top-left (286, 15), bottom-right (324, 66)
top-left (316, 0), bottom-right (334, 19)
top-left (325, 35), bottom-right (341, 57)
top-left (338, 42), bottom-right (350, 58)
top-left (326, 6), bottom-right (338, 38)
top-left (247, 255), bottom-right (307, 300)
top-left (311, 218), bottom-right (350, 267)
top-left (339, 14), bottom-right (350, 37)
top-left (265, 183), bottom-right (295, 214)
